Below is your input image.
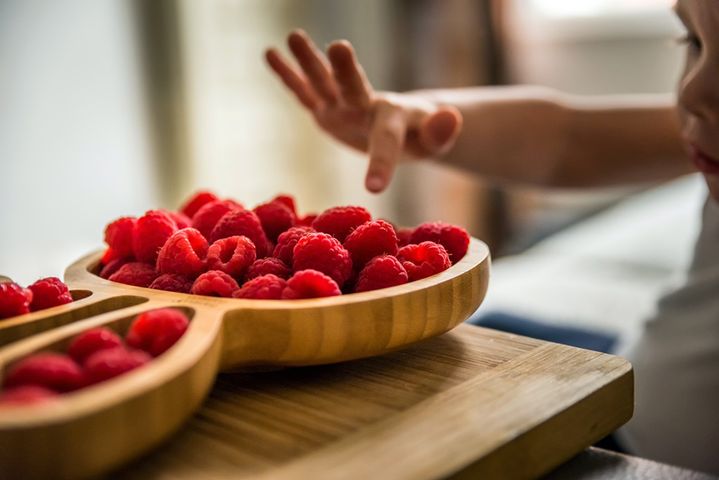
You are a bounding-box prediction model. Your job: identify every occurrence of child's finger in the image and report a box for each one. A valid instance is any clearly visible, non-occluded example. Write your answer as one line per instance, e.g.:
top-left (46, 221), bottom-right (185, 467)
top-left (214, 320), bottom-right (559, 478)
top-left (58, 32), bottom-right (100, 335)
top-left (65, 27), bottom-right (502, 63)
top-left (418, 106), bottom-right (463, 156)
top-left (287, 30), bottom-right (339, 105)
top-left (265, 48), bottom-right (319, 110)
top-left (366, 102), bottom-right (407, 192)
top-left (327, 40), bottom-right (372, 108)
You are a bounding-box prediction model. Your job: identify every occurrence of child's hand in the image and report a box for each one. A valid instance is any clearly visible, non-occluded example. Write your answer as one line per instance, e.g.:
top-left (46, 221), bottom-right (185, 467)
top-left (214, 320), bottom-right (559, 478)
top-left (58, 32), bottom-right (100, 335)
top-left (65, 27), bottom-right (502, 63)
top-left (266, 30), bottom-right (462, 193)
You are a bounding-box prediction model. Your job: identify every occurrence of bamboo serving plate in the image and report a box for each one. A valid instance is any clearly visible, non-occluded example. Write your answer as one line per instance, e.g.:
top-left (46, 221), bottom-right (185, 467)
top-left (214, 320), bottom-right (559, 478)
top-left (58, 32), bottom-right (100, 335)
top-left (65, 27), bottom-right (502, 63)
top-left (0, 238), bottom-right (490, 479)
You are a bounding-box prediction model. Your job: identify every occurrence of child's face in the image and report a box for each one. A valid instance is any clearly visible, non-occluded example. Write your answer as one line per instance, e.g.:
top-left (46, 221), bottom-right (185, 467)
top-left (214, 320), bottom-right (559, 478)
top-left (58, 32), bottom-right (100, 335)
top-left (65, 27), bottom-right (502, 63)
top-left (676, 0), bottom-right (719, 200)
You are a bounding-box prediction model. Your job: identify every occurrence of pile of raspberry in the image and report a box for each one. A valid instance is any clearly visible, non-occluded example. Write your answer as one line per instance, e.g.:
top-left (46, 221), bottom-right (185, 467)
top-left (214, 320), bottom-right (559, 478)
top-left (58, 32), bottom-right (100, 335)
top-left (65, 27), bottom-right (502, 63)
top-left (0, 277), bottom-right (74, 320)
top-left (98, 190), bottom-right (470, 300)
top-left (0, 308), bottom-right (188, 406)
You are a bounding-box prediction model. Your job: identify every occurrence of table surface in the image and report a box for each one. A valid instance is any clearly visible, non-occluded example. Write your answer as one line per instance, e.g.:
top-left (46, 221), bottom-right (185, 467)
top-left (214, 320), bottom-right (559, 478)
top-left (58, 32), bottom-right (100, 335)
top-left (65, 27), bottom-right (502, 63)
top-left (115, 323), bottom-right (633, 479)
top-left (545, 447), bottom-right (718, 480)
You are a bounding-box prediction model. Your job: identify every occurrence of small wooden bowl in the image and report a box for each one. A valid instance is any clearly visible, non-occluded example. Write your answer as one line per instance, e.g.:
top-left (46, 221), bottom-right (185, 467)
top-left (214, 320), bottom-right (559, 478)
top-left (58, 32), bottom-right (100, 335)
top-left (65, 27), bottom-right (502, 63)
top-left (0, 238), bottom-right (490, 479)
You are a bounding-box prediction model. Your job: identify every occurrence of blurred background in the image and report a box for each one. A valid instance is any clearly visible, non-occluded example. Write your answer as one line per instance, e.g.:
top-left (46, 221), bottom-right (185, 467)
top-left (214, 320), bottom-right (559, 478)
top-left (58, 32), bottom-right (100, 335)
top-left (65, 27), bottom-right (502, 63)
top-left (0, 0), bottom-right (686, 285)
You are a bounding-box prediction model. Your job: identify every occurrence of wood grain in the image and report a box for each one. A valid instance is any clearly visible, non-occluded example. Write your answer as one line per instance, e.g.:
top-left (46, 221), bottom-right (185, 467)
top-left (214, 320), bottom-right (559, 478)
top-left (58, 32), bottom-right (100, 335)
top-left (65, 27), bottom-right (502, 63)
top-left (114, 325), bottom-right (633, 480)
top-left (0, 238), bottom-right (491, 479)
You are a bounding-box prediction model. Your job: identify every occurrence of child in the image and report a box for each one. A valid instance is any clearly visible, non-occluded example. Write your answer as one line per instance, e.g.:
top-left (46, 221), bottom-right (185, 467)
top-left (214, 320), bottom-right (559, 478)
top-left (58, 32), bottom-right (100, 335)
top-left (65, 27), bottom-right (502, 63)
top-left (265, 0), bottom-right (718, 474)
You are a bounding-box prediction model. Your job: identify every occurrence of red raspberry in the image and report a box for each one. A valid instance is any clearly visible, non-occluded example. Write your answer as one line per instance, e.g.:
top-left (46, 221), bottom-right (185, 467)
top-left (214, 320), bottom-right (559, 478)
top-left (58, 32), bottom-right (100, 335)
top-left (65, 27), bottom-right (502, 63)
top-left (233, 274), bottom-right (287, 299)
top-left (206, 236), bottom-right (256, 279)
top-left (190, 270), bottom-right (239, 298)
top-left (100, 247), bottom-right (122, 265)
top-left (272, 194), bottom-right (297, 215)
top-left (0, 385), bottom-right (58, 405)
top-left (298, 213), bottom-right (317, 227)
top-left (312, 206), bottom-right (371, 242)
top-left (156, 228), bottom-right (208, 278)
top-left (104, 216), bottom-right (136, 260)
top-left (273, 226), bottom-right (313, 265)
top-left (67, 327), bottom-right (123, 364)
top-left (410, 222), bottom-right (470, 264)
top-left (396, 227), bottom-right (413, 247)
top-left (179, 190), bottom-right (220, 218)
top-left (253, 200), bottom-right (296, 242)
top-left (3, 353), bottom-right (85, 392)
top-left (191, 199), bottom-right (242, 239)
top-left (355, 255), bottom-right (409, 292)
top-left (132, 210), bottom-right (178, 264)
top-left (0, 282), bottom-right (33, 319)
top-left (28, 277), bottom-right (73, 311)
top-left (397, 241), bottom-right (451, 281)
top-left (84, 347), bottom-right (151, 385)
top-left (343, 220), bottom-right (398, 268)
top-left (99, 257), bottom-right (128, 279)
top-left (125, 308), bottom-right (190, 357)
top-left (281, 270), bottom-right (341, 299)
top-left (292, 233), bottom-right (352, 286)
top-left (148, 273), bottom-right (193, 293)
top-left (245, 257), bottom-right (290, 281)
top-left (163, 210), bottom-right (192, 230)
top-left (210, 208), bottom-right (270, 257)
top-left (108, 262), bottom-right (158, 288)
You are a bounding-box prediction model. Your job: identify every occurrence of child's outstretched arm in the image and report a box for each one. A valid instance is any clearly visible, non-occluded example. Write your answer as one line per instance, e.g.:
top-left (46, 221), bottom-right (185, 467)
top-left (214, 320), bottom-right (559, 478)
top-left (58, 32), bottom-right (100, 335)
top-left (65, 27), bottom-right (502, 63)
top-left (266, 31), bottom-right (689, 192)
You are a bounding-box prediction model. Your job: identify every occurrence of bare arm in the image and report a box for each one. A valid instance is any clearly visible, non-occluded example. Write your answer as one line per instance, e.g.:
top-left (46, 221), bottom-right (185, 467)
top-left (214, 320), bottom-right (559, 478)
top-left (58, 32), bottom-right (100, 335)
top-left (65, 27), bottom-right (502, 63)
top-left (424, 87), bottom-right (689, 188)
top-left (266, 31), bottom-right (689, 192)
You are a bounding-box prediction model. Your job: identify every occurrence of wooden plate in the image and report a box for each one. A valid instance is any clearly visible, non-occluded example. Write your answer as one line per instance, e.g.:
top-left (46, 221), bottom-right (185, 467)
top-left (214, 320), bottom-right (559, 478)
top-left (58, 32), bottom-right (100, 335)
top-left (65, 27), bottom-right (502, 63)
top-left (0, 238), bottom-right (490, 479)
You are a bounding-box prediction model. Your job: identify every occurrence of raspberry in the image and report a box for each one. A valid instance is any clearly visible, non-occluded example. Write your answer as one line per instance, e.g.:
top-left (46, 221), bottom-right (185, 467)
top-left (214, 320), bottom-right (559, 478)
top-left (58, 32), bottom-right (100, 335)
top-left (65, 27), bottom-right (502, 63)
top-left (100, 247), bottom-right (122, 265)
top-left (253, 200), bottom-right (296, 242)
top-left (355, 255), bottom-right (408, 292)
top-left (99, 257), bottom-right (128, 279)
top-left (210, 208), bottom-right (270, 257)
top-left (104, 216), bottom-right (136, 260)
top-left (298, 214), bottom-right (317, 227)
top-left (190, 270), bottom-right (239, 298)
top-left (272, 194), bottom-right (297, 215)
top-left (3, 353), bottom-right (85, 392)
top-left (84, 347), bottom-right (151, 385)
top-left (245, 257), bottom-right (290, 281)
top-left (179, 190), bottom-right (220, 218)
top-left (397, 241), bottom-right (451, 281)
top-left (148, 273), bottom-right (193, 293)
top-left (410, 222), bottom-right (470, 264)
top-left (125, 308), bottom-right (190, 357)
top-left (191, 199), bottom-right (242, 239)
top-left (0, 282), bottom-right (33, 319)
top-left (396, 227), bottom-right (413, 247)
top-left (292, 233), bottom-right (352, 286)
top-left (156, 228), bottom-right (209, 278)
top-left (108, 262), bottom-right (158, 288)
top-left (273, 226), bottom-right (313, 265)
top-left (233, 274), bottom-right (287, 299)
top-left (163, 210), bottom-right (192, 230)
top-left (132, 210), bottom-right (178, 264)
top-left (312, 206), bottom-right (371, 242)
top-left (0, 386), bottom-right (58, 405)
top-left (28, 277), bottom-right (73, 311)
top-left (343, 220), bottom-right (398, 268)
top-left (282, 270), bottom-right (341, 299)
top-left (67, 327), bottom-right (124, 364)
top-left (206, 236), bottom-right (256, 279)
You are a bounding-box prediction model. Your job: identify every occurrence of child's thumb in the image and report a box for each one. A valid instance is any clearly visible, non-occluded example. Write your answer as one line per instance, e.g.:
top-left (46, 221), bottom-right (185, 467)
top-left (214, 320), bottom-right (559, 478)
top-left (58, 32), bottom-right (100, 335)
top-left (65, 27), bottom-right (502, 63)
top-left (419, 107), bottom-right (462, 155)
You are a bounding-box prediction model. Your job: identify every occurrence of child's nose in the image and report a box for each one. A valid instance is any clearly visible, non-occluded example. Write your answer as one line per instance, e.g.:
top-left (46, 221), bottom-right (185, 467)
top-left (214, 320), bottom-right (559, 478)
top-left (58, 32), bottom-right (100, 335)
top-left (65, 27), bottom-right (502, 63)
top-left (679, 57), bottom-right (719, 123)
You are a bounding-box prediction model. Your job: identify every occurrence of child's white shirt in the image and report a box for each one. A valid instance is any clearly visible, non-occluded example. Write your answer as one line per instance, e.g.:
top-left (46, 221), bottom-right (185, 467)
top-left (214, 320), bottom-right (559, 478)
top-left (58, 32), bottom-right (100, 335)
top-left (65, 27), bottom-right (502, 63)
top-left (621, 195), bottom-right (719, 475)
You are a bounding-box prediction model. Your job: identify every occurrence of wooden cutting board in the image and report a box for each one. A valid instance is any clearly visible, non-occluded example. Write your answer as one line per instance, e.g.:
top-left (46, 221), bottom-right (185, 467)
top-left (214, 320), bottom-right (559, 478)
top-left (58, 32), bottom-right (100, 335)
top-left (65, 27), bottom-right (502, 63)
top-left (116, 324), bottom-right (633, 480)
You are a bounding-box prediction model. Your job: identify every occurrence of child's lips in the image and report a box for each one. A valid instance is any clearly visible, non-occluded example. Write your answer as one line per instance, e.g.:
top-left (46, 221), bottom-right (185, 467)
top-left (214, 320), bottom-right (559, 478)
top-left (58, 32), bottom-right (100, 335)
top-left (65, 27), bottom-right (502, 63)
top-left (688, 143), bottom-right (719, 175)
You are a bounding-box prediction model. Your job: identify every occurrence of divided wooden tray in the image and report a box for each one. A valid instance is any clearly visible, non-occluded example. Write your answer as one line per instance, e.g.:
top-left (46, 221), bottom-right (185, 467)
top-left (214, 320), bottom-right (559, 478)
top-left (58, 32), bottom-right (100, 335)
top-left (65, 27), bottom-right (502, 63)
top-left (0, 238), bottom-right (491, 479)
